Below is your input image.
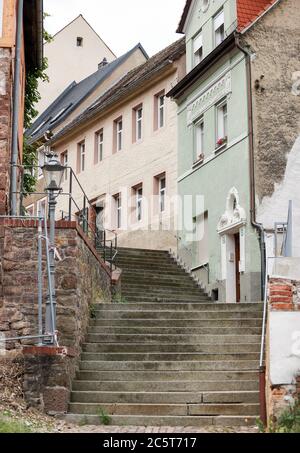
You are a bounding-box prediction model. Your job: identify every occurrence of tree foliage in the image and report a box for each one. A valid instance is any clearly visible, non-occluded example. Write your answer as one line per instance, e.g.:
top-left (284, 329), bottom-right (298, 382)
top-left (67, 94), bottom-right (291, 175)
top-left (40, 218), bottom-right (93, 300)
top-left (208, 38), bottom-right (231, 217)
top-left (22, 15), bottom-right (52, 196)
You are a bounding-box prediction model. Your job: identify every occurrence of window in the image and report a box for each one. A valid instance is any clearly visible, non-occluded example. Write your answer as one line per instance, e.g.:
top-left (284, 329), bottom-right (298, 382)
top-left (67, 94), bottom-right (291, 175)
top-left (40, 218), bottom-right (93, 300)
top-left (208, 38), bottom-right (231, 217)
top-left (114, 118), bottom-right (123, 152)
top-left (77, 141), bottom-right (85, 173)
top-left (195, 117), bottom-right (204, 161)
top-left (133, 106), bottom-right (143, 142)
top-left (37, 198), bottom-right (47, 219)
top-left (114, 194), bottom-right (122, 228)
top-left (61, 151), bottom-right (68, 181)
top-left (77, 37), bottom-right (83, 47)
top-left (135, 186), bottom-right (143, 222)
top-left (154, 91), bottom-right (165, 130)
top-left (26, 204), bottom-right (35, 217)
top-left (193, 33), bottom-right (203, 66)
top-left (216, 100), bottom-right (228, 147)
top-left (194, 212), bottom-right (209, 266)
top-left (0, 0), bottom-right (4, 37)
top-left (214, 10), bottom-right (225, 47)
top-left (38, 150), bottom-right (46, 179)
top-left (95, 129), bottom-right (104, 163)
top-left (159, 176), bottom-right (166, 213)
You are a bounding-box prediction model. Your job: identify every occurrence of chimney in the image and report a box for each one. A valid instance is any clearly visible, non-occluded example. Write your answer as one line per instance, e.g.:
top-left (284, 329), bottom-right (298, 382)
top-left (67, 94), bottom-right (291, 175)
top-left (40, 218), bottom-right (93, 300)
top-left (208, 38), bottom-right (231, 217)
top-left (98, 58), bottom-right (108, 70)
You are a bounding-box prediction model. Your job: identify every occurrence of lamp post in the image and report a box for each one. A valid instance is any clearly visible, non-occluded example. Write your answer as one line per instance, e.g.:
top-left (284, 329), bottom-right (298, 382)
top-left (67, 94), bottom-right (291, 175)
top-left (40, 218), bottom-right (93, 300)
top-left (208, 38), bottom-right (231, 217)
top-left (42, 153), bottom-right (65, 344)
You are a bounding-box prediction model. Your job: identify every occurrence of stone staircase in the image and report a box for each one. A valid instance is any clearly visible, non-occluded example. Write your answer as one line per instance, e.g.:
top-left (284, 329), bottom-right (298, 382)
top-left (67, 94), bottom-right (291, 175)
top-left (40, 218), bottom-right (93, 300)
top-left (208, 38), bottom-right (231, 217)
top-left (66, 247), bottom-right (263, 427)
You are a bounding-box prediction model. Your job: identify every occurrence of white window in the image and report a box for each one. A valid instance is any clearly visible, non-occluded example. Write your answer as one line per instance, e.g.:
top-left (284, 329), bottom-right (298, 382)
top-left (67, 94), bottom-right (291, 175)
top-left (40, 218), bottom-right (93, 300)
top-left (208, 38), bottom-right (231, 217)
top-left (116, 118), bottom-right (123, 151)
top-left (0, 0), bottom-right (4, 37)
top-left (61, 151), bottom-right (68, 181)
top-left (158, 94), bottom-right (165, 128)
top-left (214, 10), bottom-right (225, 47)
top-left (38, 150), bottom-right (46, 179)
top-left (216, 101), bottom-right (228, 145)
top-left (193, 33), bottom-right (203, 66)
top-left (37, 198), bottom-right (47, 219)
top-left (159, 176), bottom-right (166, 213)
top-left (96, 129), bottom-right (104, 162)
top-left (79, 142), bottom-right (85, 172)
top-left (195, 118), bottom-right (204, 159)
top-left (26, 204), bottom-right (35, 217)
top-left (195, 212), bottom-right (209, 266)
top-left (115, 194), bottom-right (122, 228)
top-left (136, 186), bottom-right (143, 222)
top-left (135, 107), bottom-right (143, 141)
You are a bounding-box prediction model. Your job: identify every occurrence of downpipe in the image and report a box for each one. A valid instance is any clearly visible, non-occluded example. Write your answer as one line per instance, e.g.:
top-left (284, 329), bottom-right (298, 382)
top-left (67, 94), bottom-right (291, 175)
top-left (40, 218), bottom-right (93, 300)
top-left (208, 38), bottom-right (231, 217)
top-left (235, 34), bottom-right (267, 426)
top-left (10, 0), bottom-right (24, 216)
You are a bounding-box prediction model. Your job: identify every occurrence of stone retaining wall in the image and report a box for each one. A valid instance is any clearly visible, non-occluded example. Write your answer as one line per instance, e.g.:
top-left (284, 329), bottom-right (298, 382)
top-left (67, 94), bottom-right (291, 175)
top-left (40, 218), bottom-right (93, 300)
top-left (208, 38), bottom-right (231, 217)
top-left (0, 218), bottom-right (120, 413)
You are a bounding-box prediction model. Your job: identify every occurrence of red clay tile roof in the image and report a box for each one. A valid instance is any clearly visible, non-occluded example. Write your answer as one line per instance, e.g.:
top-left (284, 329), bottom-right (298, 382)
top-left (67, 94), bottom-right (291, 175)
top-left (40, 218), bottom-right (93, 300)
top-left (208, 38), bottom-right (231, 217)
top-left (237, 0), bottom-right (278, 31)
top-left (177, 0), bottom-right (279, 33)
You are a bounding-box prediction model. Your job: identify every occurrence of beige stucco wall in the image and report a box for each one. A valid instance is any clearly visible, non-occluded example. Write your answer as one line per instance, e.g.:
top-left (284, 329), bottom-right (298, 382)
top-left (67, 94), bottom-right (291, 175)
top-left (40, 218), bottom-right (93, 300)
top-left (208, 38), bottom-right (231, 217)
top-left (52, 64), bottom-right (183, 251)
top-left (37, 15), bottom-right (116, 115)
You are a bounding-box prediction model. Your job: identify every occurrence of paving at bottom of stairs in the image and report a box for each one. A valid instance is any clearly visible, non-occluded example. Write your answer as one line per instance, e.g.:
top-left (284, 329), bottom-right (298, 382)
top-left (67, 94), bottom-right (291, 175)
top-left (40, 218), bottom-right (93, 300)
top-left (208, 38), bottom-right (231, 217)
top-left (54, 422), bottom-right (259, 433)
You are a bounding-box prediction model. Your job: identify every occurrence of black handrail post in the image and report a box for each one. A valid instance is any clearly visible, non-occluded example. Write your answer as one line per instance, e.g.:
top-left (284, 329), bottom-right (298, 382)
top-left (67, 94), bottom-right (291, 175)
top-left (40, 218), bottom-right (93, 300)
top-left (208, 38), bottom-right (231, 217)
top-left (68, 169), bottom-right (73, 221)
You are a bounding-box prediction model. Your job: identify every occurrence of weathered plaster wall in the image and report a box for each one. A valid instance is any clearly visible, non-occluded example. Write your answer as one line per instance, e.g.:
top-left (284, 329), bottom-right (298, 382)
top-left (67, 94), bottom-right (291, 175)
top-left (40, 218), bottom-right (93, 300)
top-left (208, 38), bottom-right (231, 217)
top-left (244, 0), bottom-right (300, 238)
top-left (266, 275), bottom-right (300, 421)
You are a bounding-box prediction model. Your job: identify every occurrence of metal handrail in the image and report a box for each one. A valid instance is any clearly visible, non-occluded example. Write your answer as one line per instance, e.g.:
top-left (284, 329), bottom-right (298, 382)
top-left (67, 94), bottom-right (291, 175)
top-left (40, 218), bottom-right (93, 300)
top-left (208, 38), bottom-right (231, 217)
top-left (16, 163), bottom-right (118, 272)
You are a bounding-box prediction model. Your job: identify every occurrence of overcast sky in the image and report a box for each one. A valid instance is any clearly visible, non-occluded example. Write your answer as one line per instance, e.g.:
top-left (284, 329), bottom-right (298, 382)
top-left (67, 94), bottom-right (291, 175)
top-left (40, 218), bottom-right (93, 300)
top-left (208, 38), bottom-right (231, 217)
top-left (44, 0), bottom-right (186, 57)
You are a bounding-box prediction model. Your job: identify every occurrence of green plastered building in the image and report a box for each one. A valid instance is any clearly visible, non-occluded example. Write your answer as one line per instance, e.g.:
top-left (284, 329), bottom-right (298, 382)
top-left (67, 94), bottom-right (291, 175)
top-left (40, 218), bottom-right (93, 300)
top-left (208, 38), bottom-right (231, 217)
top-left (167, 0), bottom-right (274, 303)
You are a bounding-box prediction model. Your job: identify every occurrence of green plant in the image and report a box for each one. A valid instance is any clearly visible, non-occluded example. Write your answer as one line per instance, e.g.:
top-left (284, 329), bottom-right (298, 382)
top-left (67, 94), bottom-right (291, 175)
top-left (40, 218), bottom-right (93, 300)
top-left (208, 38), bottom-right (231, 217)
top-left (113, 294), bottom-right (128, 304)
top-left (89, 304), bottom-right (97, 319)
top-left (0, 417), bottom-right (32, 433)
top-left (22, 14), bottom-right (53, 197)
top-left (78, 416), bottom-right (89, 427)
top-left (98, 408), bottom-right (111, 426)
top-left (258, 403), bottom-right (300, 433)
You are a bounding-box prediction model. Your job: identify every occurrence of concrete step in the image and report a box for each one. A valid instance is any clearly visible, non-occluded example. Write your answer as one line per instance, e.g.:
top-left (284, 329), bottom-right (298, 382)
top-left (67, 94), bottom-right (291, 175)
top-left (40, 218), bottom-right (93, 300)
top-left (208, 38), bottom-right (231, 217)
top-left (79, 360), bottom-right (258, 372)
top-left (94, 310), bottom-right (263, 320)
top-left (80, 352), bottom-right (260, 362)
top-left (119, 296), bottom-right (212, 303)
top-left (86, 333), bottom-right (261, 344)
top-left (68, 401), bottom-right (259, 417)
top-left (72, 380), bottom-right (260, 392)
top-left (82, 343), bottom-right (261, 353)
top-left (87, 326), bottom-right (261, 335)
top-left (121, 282), bottom-right (201, 291)
top-left (70, 390), bottom-right (259, 404)
top-left (90, 318), bottom-right (262, 328)
top-left (95, 303), bottom-right (263, 311)
top-left (122, 275), bottom-right (199, 284)
top-left (64, 414), bottom-right (257, 427)
top-left (76, 370), bottom-right (259, 382)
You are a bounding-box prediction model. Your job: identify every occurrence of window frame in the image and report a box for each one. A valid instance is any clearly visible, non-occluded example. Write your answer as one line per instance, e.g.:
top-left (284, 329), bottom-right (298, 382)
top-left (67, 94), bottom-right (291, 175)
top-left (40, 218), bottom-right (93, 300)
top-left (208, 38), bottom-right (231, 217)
top-left (26, 204), bottom-right (35, 217)
top-left (78, 141), bottom-right (86, 173)
top-left (95, 129), bottom-right (104, 163)
top-left (135, 186), bottom-right (143, 222)
top-left (37, 197), bottom-right (47, 219)
top-left (193, 32), bottom-right (203, 66)
top-left (159, 176), bottom-right (166, 213)
top-left (195, 116), bottom-right (205, 161)
top-left (77, 37), bottom-right (83, 47)
top-left (135, 106), bottom-right (143, 142)
top-left (213, 9), bottom-right (225, 48)
top-left (216, 99), bottom-right (228, 148)
top-left (115, 118), bottom-right (123, 152)
top-left (61, 151), bottom-right (68, 181)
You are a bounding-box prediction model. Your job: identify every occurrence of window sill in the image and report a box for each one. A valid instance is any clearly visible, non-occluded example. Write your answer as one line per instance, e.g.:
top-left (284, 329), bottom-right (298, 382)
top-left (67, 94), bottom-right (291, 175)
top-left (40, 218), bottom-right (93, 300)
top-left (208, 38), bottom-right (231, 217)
top-left (192, 158), bottom-right (205, 169)
top-left (215, 143), bottom-right (227, 153)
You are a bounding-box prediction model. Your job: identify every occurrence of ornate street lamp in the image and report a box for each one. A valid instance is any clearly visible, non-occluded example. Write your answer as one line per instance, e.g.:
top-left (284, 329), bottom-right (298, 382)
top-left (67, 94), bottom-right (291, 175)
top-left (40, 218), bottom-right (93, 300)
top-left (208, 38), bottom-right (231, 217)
top-left (42, 153), bottom-right (65, 344)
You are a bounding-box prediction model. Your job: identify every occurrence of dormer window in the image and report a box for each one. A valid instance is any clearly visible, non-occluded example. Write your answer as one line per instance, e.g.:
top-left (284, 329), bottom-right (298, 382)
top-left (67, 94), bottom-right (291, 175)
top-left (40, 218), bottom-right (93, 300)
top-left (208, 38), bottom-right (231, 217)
top-left (193, 33), bottom-right (203, 66)
top-left (77, 37), bottom-right (83, 47)
top-left (214, 10), bottom-right (225, 47)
